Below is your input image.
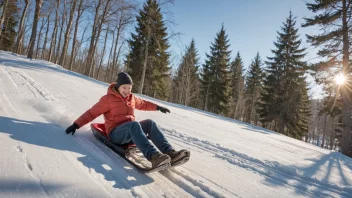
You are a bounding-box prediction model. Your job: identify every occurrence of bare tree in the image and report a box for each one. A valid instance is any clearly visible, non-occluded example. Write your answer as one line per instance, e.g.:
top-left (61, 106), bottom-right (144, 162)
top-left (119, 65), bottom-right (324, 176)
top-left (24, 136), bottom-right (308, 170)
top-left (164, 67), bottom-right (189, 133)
top-left (84, 0), bottom-right (107, 76)
top-left (105, 27), bottom-right (115, 82)
top-left (109, 2), bottom-right (136, 81)
top-left (55, 0), bottom-right (67, 64)
top-left (0, 0), bottom-right (9, 38)
top-left (48, 0), bottom-right (60, 62)
top-left (95, 24), bottom-right (110, 79)
top-left (59, 0), bottom-right (78, 67)
top-left (27, 0), bottom-right (44, 59)
top-left (69, 0), bottom-right (86, 70)
top-left (35, 16), bottom-right (47, 58)
top-left (41, 1), bottom-right (55, 60)
top-left (15, 0), bottom-right (30, 54)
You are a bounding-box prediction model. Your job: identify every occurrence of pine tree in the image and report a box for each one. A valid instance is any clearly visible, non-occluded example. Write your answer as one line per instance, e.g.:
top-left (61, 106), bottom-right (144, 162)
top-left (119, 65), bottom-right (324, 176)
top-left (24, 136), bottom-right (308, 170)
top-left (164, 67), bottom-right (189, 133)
top-left (200, 59), bottom-right (212, 111)
top-left (229, 52), bottom-right (245, 119)
top-left (0, 0), bottom-right (18, 51)
top-left (302, 0), bottom-right (352, 156)
top-left (294, 79), bottom-right (311, 139)
top-left (173, 39), bottom-right (200, 107)
top-left (244, 53), bottom-right (263, 124)
top-left (258, 12), bottom-right (308, 137)
top-left (201, 24), bottom-right (231, 115)
top-left (125, 0), bottom-right (170, 99)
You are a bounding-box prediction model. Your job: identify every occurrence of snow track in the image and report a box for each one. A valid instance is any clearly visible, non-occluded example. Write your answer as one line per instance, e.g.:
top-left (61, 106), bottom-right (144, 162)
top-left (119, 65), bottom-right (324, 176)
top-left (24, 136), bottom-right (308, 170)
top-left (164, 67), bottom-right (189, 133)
top-left (162, 127), bottom-right (352, 198)
top-left (1, 51), bottom-right (351, 198)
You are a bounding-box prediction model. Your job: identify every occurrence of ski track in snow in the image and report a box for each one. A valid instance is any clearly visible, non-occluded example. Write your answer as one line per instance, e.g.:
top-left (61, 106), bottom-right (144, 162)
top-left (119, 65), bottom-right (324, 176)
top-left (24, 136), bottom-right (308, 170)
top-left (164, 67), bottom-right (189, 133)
top-left (162, 127), bottom-right (352, 198)
top-left (2, 53), bottom-right (351, 198)
top-left (161, 168), bottom-right (231, 198)
top-left (3, 64), bottom-right (57, 101)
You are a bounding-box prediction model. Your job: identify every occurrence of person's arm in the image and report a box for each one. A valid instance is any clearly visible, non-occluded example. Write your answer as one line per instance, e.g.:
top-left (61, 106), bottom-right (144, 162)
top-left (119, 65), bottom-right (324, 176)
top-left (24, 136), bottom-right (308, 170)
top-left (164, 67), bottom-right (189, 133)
top-left (75, 95), bottom-right (110, 127)
top-left (134, 95), bottom-right (157, 111)
top-left (134, 95), bottom-right (170, 113)
top-left (65, 96), bottom-right (109, 135)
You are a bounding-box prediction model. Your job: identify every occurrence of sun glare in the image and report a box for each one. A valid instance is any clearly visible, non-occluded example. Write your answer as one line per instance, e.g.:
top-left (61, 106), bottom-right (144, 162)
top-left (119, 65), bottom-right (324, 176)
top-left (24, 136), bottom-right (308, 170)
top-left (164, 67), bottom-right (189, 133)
top-left (335, 73), bottom-right (346, 85)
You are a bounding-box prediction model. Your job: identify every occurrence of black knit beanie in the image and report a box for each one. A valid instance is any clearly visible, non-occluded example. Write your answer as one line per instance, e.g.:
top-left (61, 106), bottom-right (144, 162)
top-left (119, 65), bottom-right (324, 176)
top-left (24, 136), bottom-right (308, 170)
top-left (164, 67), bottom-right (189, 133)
top-left (115, 72), bottom-right (133, 89)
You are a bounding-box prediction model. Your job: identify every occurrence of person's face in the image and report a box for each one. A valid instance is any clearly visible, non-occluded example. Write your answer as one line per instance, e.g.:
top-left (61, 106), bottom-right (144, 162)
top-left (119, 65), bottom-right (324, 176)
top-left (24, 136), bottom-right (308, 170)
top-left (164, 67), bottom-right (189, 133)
top-left (118, 84), bottom-right (132, 98)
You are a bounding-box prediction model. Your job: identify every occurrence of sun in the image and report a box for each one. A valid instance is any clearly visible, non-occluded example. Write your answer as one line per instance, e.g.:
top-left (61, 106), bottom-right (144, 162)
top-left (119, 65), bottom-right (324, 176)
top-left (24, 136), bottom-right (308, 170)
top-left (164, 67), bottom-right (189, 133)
top-left (335, 73), bottom-right (346, 85)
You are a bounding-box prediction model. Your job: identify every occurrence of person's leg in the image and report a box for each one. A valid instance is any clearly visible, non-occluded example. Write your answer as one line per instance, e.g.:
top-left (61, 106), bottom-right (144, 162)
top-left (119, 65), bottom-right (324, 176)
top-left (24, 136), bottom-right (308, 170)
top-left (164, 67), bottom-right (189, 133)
top-left (139, 119), bottom-right (174, 153)
top-left (109, 121), bottom-right (157, 160)
top-left (109, 122), bottom-right (133, 145)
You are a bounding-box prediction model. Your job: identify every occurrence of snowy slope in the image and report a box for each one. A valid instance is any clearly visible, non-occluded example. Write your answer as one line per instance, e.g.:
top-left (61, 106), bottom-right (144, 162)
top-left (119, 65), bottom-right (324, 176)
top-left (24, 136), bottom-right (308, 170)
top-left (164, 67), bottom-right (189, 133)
top-left (0, 51), bottom-right (351, 198)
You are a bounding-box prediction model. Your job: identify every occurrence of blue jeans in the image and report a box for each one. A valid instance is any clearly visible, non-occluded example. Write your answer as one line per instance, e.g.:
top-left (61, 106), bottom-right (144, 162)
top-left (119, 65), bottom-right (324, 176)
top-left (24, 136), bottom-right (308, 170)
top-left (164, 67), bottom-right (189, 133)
top-left (109, 119), bottom-right (173, 160)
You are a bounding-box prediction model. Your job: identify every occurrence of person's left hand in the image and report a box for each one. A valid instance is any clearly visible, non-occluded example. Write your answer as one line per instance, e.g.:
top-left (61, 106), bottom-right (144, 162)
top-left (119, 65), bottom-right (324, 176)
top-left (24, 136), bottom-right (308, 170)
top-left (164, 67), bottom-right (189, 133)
top-left (156, 105), bottom-right (170, 114)
top-left (65, 123), bottom-right (79, 135)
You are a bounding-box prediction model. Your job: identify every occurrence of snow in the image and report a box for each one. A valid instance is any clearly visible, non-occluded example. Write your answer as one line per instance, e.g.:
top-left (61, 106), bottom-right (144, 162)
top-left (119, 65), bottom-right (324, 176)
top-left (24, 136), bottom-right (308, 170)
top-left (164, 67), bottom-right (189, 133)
top-left (0, 50), bottom-right (351, 198)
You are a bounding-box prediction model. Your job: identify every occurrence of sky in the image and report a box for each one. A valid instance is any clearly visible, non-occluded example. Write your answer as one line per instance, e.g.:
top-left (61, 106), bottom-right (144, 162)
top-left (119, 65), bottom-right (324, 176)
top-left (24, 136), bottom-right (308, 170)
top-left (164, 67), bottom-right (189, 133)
top-left (1, 50), bottom-right (351, 197)
top-left (164, 0), bottom-right (320, 70)
top-left (150, 0), bottom-right (323, 98)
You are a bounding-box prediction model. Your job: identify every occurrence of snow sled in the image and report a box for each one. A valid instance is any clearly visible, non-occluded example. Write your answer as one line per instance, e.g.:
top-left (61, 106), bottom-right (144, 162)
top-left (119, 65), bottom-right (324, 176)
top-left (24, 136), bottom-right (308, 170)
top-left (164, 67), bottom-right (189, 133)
top-left (91, 123), bottom-right (173, 173)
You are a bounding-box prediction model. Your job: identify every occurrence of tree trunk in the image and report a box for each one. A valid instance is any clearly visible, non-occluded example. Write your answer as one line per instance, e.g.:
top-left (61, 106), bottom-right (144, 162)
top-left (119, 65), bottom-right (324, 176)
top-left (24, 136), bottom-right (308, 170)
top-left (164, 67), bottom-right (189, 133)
top-left (49, 0), bottom-right (60, 62)
top-left (69, 0), bottom-right (84, 71)
top-left (105, 29), bottom-right (115, 82)
top-left (59, 0), bottom-right (77, 67)
top-left (112, 39), bottom-right (124, 80)
top-left (204, 84), bottom-right (210, 111)
top-left (35, 17), bottom-right (46, 58)
top-left (96, 25), bottom-right (109, 79)
top-left (139, 18), bottom-right (151, 94)
top-left (84, 0), bottom-right (103, 76)
top-left (27, 0), bottom-right (44, 59)
top-left (0, 0), bottom-right (9, 39)
top-left (341, 0), bottom-right (352, 156)
top-left (110, 24), bottom-right (123, 82)
top-left (42, 9), bottom-right (51, 60)
top-left (76, 24), bottom-right (88, 72)
top-left (330, 117), bottom-right (335, 150)
top-left (15, 0), bottom-right (30, 54)
top-left (321, 114), bottom-right (328, 148)
top-left (55, 0), bottom-right (67, 64)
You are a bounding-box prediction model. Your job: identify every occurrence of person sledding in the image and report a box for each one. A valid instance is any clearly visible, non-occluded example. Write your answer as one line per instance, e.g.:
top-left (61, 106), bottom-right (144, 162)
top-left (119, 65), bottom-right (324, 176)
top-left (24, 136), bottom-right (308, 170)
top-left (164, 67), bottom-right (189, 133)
top-left (65, 72), bottom-right (189, 169)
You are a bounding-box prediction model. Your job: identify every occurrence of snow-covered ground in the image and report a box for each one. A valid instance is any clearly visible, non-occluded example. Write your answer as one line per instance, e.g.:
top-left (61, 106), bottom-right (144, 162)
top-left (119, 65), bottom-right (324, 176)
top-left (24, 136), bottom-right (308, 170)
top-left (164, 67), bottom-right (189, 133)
top-left (0, 50), bottom-right (351, 198)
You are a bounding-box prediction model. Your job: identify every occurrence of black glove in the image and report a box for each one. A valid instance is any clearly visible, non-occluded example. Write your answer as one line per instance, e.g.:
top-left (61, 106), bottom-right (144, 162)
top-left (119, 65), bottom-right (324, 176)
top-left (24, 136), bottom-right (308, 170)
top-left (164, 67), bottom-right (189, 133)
top-left (65, 123), bottom-right (79, 135)
top-left (156, 105), bottom-right (170, 114)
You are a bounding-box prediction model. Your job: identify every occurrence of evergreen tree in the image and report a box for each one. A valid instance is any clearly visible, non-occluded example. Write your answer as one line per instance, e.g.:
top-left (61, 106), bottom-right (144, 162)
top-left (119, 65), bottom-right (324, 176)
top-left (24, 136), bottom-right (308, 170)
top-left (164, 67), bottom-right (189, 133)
top-left (0, 0), bottom-right (18, 51)
top-left (201, 24), bottom-right (231, 115)
top-left (173, 39), bottom-right (200, 107)
top-left (229, 52), bottom-right (245, 119)
top-left (200, 58), bottom-right (212, 111)
top-left (294, 79), bottom-right (311, 139)
top-left (125, 0), bottom-right (170, 99)
top-left (244, 53), bottom-right (263, 124)
top-left (302, 0), bottom-right (352, 156)
top-left (258, 12), bottom-right (308, 137)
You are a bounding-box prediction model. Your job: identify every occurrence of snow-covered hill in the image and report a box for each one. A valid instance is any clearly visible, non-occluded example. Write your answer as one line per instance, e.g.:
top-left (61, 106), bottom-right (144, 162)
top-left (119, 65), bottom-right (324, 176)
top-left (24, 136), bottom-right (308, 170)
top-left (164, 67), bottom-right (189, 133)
top-left (0, 51), bottom-right (351, 198)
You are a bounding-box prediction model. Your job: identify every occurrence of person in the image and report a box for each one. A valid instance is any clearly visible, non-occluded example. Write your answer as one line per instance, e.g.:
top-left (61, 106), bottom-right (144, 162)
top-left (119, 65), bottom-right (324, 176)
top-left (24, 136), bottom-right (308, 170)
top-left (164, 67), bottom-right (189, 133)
top-left (65, 72), bottom-right (187, 168)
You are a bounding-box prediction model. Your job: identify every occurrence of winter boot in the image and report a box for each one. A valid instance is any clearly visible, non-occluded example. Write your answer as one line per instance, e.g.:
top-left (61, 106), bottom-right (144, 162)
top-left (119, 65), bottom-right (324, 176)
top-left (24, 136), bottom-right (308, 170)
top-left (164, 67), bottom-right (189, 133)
top-left (165, 149), bottom-right (190, 164)
top-left (150, 152), bottom-right (171, 168)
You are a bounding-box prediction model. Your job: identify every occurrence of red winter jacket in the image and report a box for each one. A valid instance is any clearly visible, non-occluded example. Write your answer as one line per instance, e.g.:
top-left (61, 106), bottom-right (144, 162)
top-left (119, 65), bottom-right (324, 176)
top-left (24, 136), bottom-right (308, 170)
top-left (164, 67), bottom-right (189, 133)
top-left (75, 83), bottom-right (157, 136)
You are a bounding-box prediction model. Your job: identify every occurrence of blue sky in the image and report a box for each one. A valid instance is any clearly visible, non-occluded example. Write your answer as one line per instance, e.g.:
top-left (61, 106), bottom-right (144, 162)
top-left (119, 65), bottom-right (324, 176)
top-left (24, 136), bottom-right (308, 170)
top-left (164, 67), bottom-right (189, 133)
top-left (163, 0), bottom-right (319, 71)
top-left (130, 0), bottom-right (323, 98)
